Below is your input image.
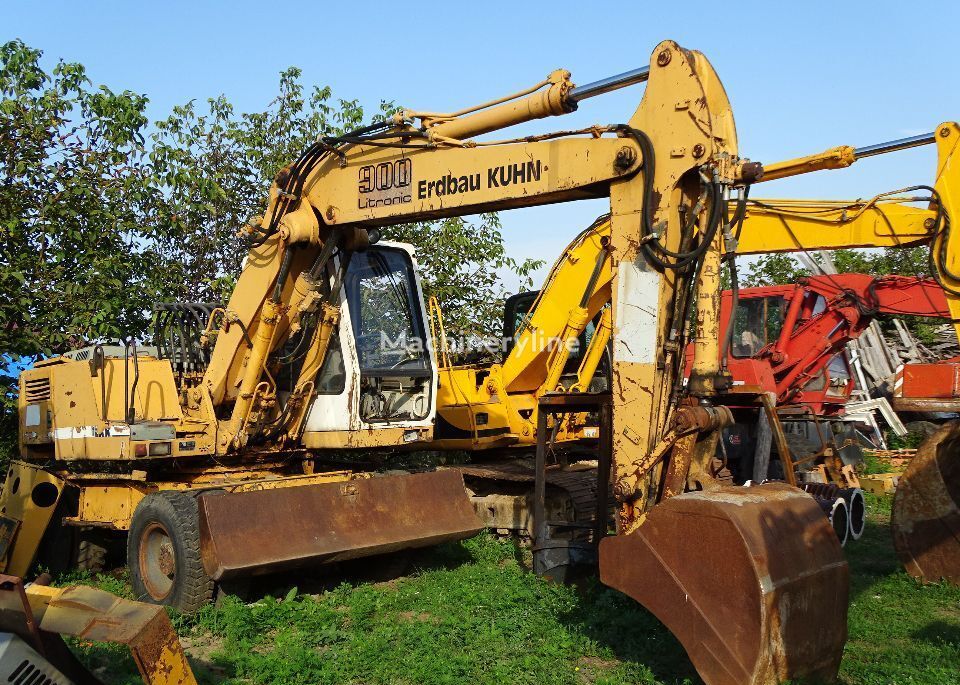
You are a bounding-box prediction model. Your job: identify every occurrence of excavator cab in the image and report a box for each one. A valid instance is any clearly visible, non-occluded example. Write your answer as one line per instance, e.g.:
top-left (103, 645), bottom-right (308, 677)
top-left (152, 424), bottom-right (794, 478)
top-left (729, 292), bottom-right (785, 358)
top-left (502, 289), bottom-right (611, 392)
top-left (302, 242), bottom-right (436, 435)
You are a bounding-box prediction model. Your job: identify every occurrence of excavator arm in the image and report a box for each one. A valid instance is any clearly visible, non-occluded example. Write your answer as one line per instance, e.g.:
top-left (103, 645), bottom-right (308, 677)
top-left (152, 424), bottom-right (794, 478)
top-left (734, 127), bottom-right (960, 585)
top-left (741, 122), bottom-right (960, 333)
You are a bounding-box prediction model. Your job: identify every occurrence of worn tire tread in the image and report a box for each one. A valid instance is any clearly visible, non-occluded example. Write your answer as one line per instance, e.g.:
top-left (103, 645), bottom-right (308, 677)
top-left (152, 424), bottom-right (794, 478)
top-left (127, 490), bottom-right (214, 614)
top-left (76, 537), bottom-right (107, 573)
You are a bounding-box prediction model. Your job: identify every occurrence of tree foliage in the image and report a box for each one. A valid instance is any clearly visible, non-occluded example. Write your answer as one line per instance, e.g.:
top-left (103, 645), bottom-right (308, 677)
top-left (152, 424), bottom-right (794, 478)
top-left (739, 246), bottom-right (930, 288)
top-left (738, 253), bottom-right (810, 288)
top-left (0, 40), bottom-right (540, 457)
top-left (0, 40), bottom-right (162, 359)
top-left (146, 70), bottom-right (390, 303)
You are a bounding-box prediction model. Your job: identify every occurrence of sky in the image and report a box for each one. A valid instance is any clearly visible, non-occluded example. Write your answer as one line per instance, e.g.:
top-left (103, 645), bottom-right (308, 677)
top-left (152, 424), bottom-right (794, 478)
top-left (6, 0), bottom-right (960, 289)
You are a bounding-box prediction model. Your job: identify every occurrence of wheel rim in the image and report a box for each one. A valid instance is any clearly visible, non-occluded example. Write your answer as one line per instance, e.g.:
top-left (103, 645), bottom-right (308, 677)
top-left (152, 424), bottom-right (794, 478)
top-left (139, 522), bottom-right (176, 600)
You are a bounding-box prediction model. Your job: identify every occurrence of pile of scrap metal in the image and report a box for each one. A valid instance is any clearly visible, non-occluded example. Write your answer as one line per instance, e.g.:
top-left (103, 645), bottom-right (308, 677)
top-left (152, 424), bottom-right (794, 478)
top-left (0, 573), bottom-right (195, 684)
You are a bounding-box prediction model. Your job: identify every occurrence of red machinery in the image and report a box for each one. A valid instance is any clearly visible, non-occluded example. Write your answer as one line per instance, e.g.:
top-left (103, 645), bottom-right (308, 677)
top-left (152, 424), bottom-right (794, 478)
top-left (690, 273), bottom-right (952, 488)
top-left (894, 357), bottom-right (960, 412)
top-left (719, 273), bottom-right (950, 414)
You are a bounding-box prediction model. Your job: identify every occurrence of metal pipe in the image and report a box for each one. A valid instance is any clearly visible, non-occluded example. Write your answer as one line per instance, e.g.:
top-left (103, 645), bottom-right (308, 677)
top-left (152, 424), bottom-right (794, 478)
top-left (567, 66), bottom-right (650, 103)
top-left (854, 132), bottom-right (935, 158)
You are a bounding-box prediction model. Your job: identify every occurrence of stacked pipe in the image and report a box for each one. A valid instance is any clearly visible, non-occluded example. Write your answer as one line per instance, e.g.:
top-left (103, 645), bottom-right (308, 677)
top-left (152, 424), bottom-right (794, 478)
top-left (800, 483), bottom-right (866, 546)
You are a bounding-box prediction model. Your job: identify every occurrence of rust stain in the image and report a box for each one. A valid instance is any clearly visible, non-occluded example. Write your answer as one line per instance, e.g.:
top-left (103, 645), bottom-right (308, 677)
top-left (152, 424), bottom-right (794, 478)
top-left (198, 470), bottom-right (483, 581)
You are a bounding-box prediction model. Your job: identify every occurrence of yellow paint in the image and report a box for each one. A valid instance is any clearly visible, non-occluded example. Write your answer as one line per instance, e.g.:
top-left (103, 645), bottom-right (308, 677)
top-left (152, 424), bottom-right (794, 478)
top-left (0, 462), bottom-right (65, 576)
top-left (22, 582), bottom-right (198, 684)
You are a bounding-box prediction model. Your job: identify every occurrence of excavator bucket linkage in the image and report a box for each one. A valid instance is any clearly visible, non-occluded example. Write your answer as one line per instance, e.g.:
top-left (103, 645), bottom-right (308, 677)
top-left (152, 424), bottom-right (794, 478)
top-left (891, 421), bottom-right (960, 585)
top-left (600, 484), bottom-right (849, 685)
top-left (198, 470), bottom-right (484, 581)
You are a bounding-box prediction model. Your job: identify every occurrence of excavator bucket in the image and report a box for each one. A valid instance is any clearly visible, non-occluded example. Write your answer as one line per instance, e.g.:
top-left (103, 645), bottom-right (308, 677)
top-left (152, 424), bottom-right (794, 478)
top-left (891, 420), bottom-right (960, 585)
top-left (600, 483), bottom-right (848, 685)
top-left (198, 470), bottom-right (484, 581)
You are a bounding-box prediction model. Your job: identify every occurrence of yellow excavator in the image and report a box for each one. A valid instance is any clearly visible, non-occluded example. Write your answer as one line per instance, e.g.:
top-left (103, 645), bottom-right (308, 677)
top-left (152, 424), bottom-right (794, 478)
top-left (432, 141), bottom-right (958, 453)
top-left (2, 40), bottom-right (957, 684)
top-left (430, 125), bottom-right (960, 586)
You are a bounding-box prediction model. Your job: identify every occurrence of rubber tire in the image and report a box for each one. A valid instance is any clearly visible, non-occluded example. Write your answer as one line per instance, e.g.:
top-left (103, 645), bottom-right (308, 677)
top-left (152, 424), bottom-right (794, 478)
top-left (127, 491), bottom-right (214, 614)
top-left (75, 529), bottom-right (108, 573)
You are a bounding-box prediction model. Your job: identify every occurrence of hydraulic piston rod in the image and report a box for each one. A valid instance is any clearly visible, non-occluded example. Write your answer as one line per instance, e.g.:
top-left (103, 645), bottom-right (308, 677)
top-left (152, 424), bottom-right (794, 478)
top-left (567, 66), bottom-right (651, 103)
top-left (854, 132), bottom-right (936, 158)
top-left (423, 65), bottom-right (651, 142)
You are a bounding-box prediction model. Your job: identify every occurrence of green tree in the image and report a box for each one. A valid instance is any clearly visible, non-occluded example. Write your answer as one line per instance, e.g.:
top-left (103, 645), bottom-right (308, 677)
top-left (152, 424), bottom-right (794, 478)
top-left (738, 253), bottom-right (810, 287)
top-left (0, 40), bottom-right (164, 357)
top-left (0, 40), bottom-right (168, 455)
top-left (145, 69), bottom-right (394, 303)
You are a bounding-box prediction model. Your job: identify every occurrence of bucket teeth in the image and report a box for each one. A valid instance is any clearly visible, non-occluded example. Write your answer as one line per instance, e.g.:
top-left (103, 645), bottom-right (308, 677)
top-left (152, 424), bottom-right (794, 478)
top-left (892, 420), bottom-right (960, 585)
top-left (600, 483), bottom-right (848, 685)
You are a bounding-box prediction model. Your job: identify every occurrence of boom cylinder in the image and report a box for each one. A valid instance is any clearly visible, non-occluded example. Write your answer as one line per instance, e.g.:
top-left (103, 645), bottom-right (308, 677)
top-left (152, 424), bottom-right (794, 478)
top-left (854, 132), bottom-right (936, 158)
top-left (425, 65), bottom-right (651, 141)
top-left (689, 217), bottom-right (725, 395)
top-left (760, 131), bottom-right (937, 182)
top-left (225, 298), bottom-right (283, 448)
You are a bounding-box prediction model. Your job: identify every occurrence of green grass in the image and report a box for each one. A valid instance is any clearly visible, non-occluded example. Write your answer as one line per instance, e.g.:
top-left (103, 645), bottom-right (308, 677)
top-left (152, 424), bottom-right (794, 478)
top-left (841, 494), bottom-right (960, 685)
top-left (60, 495), bottom-right (959, 685)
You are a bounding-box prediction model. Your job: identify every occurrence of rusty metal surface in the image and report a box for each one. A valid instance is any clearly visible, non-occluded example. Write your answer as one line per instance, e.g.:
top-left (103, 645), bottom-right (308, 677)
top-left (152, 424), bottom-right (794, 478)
top-left (891, 421), bottom-right (960, 585)
top-left (0, 576), bottom-right (102, 685)
top-left (892, 397), bottom-right (960, 413)
top-left (600, 483), bottom-right (848, 685)
top-left (455, 462), bottom-right (607, 540)
top-left (199, 470), bottom-right (484, 581)
top-left (661, 433), bottom-right (696, 500)
top-left (0, 577), bottom-right (196, 685)
top-left (36, 584), bottom-right (197, 685)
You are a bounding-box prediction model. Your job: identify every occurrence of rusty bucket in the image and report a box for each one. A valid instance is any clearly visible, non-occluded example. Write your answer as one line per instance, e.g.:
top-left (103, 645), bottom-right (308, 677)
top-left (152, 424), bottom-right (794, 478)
top-left (600, 483), bottom-right (848, 685)
top-left (891, 420), bottom-right (960, 585)
top-left (198, 470), bottom-right (485, 581)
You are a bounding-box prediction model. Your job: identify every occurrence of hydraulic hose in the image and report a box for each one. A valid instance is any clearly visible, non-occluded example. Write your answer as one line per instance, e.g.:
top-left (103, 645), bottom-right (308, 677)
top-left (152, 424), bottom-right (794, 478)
top-left (720, 188), bottom-right (750, 368)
